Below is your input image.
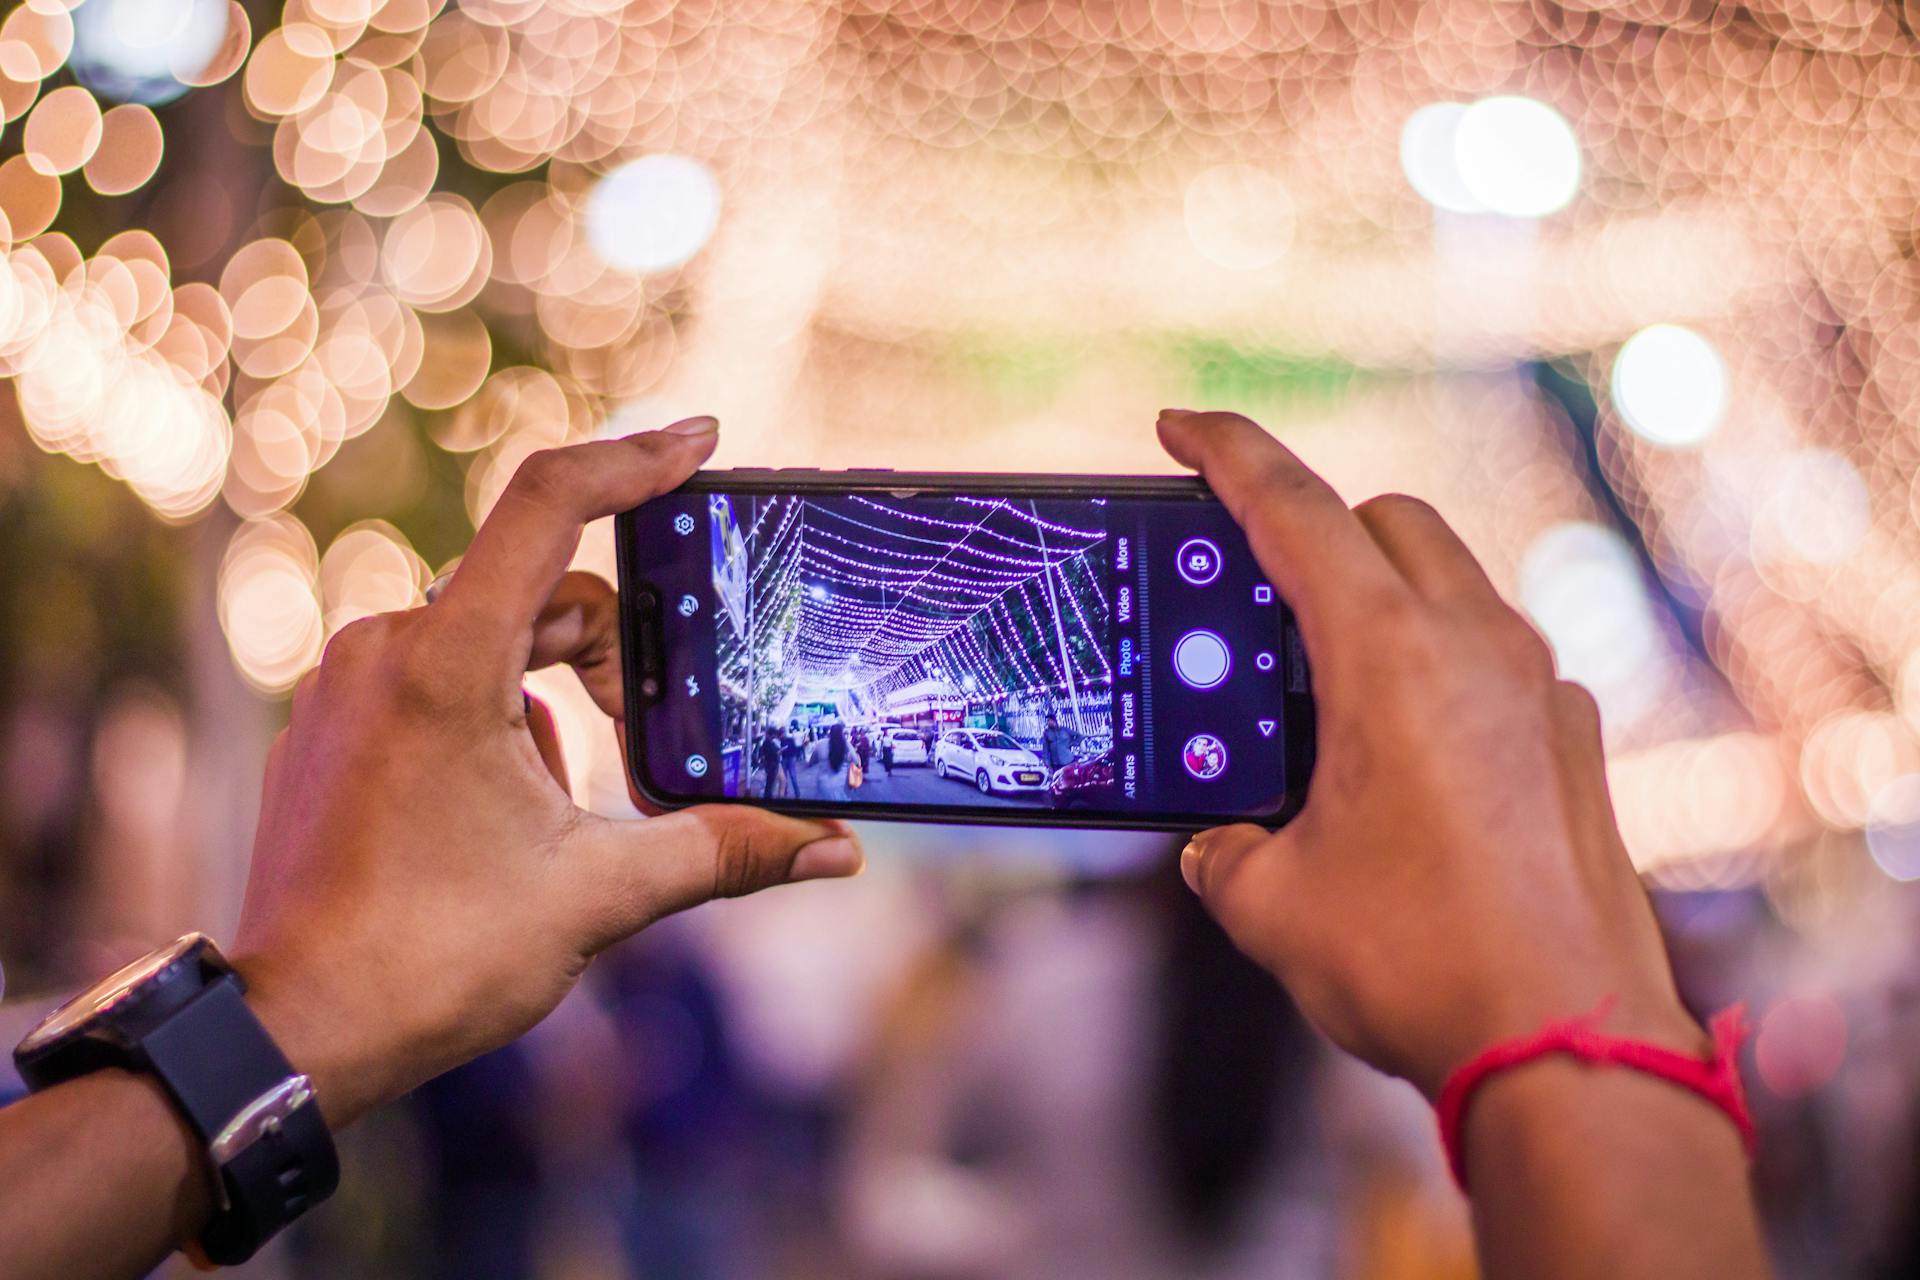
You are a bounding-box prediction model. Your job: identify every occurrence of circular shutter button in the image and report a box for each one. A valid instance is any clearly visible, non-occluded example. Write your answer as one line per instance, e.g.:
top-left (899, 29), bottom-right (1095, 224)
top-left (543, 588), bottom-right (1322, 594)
top-left (1173, 629), bottom-right (1231, 690)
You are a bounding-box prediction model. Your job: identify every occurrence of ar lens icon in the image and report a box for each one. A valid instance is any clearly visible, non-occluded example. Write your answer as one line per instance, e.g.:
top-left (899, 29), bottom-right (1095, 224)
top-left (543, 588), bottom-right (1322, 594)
top-left (673, 512), bottom-right (697, 536)
top-left (677, 594), bottom-right (699, 617)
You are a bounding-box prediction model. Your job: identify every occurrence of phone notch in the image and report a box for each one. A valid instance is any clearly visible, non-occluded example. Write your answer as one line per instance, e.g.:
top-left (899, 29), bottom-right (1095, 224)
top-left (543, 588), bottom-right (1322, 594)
top-left (631, 584), bottom-right (667, 703)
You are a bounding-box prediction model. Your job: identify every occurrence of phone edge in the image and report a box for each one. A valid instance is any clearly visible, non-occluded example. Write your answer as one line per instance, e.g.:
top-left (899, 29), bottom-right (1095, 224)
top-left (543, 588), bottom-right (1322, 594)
top-left (613, 473), bottom-right (1312, 833)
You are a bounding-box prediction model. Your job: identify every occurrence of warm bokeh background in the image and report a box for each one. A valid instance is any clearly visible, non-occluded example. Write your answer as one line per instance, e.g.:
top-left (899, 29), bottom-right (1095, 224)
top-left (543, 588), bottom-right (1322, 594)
top-left (3, 0), bottom-right (1919, 1275)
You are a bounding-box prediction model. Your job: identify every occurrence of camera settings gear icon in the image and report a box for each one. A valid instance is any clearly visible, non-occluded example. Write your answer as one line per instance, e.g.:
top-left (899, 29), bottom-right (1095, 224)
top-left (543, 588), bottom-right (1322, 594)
top-left (672, 512), bottom-right (696, 536)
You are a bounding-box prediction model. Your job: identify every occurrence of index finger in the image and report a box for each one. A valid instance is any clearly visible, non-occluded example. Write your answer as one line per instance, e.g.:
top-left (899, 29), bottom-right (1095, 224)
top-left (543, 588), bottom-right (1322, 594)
top-left (439, 418), bottom-right (719, 661)
top-left (1156, 409), bottom-right (1406, 643)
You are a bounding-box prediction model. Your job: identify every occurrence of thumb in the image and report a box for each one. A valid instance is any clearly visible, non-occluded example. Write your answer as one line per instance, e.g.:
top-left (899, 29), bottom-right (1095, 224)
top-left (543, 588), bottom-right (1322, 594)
top-left (1181, 823), bottom-right (1300, 972)
top-left (569, 806), bottom-right (864, 951)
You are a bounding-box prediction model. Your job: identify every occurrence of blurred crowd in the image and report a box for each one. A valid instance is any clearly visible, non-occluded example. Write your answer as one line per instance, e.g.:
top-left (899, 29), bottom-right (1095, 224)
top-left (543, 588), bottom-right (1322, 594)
top-left (10, 713), bottom-right (1920, 1279)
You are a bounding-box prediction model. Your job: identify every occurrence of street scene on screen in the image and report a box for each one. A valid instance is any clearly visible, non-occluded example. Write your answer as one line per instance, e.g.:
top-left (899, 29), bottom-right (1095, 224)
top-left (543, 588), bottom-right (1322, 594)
top-left (708, 492), bottom-right (1117, 810)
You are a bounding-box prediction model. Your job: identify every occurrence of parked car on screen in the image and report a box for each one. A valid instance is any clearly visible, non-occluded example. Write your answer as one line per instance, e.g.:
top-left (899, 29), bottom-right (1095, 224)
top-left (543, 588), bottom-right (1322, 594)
top-left (1048, 748), bottom-right (1117, 809)
top-left (933, 729), bottom-right (1049, 795)
top-left (887, 729), bottom-right (929, 765)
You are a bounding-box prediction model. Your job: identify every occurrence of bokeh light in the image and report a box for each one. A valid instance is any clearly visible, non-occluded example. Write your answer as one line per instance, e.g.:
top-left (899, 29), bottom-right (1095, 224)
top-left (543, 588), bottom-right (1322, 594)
top-left (1400, 103), bottom-right (1482, 216)
top-left (1866, 773), bottom-right (1920, 881)
top-left (584, 154), bottom-right (722, 275)
top-left (1405, 96), bottom-right (1580, 219)
top-left (1752, 449), bottom-right (1872, 566)
top-left (1610, 732), bottom-right (1787, 869)
top-left (319, 520), bottom-right (427, 637)
top-left (70, 0), bottom-right (235, 106)
top-left (84, 103), bottom-right (164, 195)
top-left (1610, 324), bottom-right (1729, 448)
top-left (1519, 522), bottom-right (1666, 726)
top-left (218, 516), bottom-right (323, 694)
top-left (1755, 993), bottom-right (1849, 1100)
top-left (1453, 96), bottom-right (1582, 219)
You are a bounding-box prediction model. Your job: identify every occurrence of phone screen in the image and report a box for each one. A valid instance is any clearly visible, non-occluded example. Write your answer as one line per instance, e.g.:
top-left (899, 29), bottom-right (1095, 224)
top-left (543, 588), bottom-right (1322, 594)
top-left (618, 476), bottom-right (1313, 829)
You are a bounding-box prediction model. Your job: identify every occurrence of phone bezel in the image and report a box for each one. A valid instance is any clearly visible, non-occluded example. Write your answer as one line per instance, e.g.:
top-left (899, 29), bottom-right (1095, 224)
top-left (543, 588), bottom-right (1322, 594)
top-left (615, 469), bottom-right (1316, 832)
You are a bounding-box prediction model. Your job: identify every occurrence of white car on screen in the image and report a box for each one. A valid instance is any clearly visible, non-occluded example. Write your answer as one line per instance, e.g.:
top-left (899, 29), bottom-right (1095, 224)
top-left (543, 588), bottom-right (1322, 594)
top-left (887, 729), bottom-right (930, 765)
top-left (933, 729), bottom-right (1050, 796)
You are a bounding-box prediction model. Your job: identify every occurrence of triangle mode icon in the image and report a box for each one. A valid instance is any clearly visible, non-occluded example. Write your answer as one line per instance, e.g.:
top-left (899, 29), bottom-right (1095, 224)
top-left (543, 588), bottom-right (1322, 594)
top-left (1256, 719), bottom-right (1276, 738)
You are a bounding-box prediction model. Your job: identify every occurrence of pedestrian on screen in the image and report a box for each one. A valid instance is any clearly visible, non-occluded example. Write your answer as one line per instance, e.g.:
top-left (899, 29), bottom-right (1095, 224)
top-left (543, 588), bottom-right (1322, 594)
top-left (755, 727), bottom-right (782, 799)
top-left (1042, 712), bottom-right (1075, 772)
top-left (827, 724), bottom-right (848, 775)
top-left (780, 729), bottom-right (802, 797)
top-left (880, 733), bottom-right (895, 776)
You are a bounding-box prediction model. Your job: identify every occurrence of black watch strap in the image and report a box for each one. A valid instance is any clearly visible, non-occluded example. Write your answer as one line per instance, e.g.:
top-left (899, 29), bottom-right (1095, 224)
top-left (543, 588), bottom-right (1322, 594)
top-left (141, 976), bottom-right (340, 1265)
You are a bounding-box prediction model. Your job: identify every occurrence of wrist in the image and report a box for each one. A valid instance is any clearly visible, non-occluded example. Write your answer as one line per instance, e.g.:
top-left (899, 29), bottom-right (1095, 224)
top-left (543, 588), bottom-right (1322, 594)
top-left (235, 960), bottom-right (386, 1130)
top-left (1461, 1036), bottom-right (1751, 1183)
top-left (1425, 987), bottom-right (1708, 1099)
top-left (1438, 995), bottom-right (1751, 1194)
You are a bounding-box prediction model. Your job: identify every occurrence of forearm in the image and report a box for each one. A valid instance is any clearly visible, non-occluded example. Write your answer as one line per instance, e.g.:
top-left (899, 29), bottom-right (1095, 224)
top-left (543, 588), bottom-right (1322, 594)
top-left (1465, 1059), bottom-right (1770, 1280)
top-left (0, 1070), bottom-right (212, 1280)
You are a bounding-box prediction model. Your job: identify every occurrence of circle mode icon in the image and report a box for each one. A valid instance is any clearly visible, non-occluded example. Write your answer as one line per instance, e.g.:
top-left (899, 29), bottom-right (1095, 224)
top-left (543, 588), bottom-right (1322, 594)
top-left (1173, 629), bottom-right (1232, 690)
top-left (1176, 537), bottom-right (1223, 587)
top-left (1182, 733), bottom-right (1229, 781)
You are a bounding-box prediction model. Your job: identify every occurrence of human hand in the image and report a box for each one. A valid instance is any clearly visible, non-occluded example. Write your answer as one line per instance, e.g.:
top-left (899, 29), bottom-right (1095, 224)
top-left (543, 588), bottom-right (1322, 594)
top-left (1158, 409), bottom-right (1703, 1098)
top-left (230, 419), bottom-right (864, 1127)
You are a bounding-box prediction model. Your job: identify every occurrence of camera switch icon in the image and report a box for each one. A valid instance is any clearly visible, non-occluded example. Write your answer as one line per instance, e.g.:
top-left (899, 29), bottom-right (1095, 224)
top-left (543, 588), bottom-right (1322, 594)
top-left (1176, 538), bottom-right (1223, 587)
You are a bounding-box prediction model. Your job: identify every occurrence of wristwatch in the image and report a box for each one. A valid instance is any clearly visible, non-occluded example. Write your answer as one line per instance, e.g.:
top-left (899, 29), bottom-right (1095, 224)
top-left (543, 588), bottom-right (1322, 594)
top-left (11, 934), bottom-right (340, 1265)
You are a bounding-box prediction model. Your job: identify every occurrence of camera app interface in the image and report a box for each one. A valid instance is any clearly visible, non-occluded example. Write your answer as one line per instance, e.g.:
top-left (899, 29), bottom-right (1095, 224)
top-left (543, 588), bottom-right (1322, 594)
top-left (629, 489), bottom-right (1306, 820)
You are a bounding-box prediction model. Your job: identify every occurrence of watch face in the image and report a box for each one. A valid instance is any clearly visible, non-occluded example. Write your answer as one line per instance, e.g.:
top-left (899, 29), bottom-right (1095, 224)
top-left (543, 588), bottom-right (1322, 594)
top-left (16, 934), bottom-right (207, 1056)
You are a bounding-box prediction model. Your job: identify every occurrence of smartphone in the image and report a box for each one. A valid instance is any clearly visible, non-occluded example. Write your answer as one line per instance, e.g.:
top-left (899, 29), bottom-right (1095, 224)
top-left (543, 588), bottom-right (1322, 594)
top-left (615, 470), bottom-right (1315, 832)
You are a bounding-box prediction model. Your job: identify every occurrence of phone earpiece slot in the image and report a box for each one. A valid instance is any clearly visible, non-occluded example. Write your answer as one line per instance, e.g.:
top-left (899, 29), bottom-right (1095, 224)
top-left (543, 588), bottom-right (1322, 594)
top-left (632, 585), bottom-right (666, 702)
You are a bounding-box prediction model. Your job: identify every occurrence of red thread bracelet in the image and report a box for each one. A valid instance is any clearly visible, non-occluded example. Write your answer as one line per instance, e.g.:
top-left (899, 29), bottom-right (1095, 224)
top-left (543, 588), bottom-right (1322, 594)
top-left (1434, 997), bottom-right (1755, 1192)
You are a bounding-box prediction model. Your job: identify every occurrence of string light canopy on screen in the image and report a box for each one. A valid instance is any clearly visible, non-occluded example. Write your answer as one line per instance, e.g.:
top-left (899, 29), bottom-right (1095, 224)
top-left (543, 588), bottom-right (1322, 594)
top-left (717, 494), bottom-right (1109, 713)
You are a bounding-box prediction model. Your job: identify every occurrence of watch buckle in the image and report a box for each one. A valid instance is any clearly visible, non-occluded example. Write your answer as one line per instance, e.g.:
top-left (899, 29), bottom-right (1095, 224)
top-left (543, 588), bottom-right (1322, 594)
top-left (207, 1073), bottom-right (316, 1205)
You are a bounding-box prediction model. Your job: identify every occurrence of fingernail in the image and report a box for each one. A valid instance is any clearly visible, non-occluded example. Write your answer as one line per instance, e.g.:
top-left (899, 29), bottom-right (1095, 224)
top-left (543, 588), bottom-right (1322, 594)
top-left (1179, 840), bottom-right (1204, 895)
top-left (1159, 408), bottom-right (1193, 419)
top-left (789, 836), bottom-right (863, 882)
top-left (663, 415), bottom-right (720, 436)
